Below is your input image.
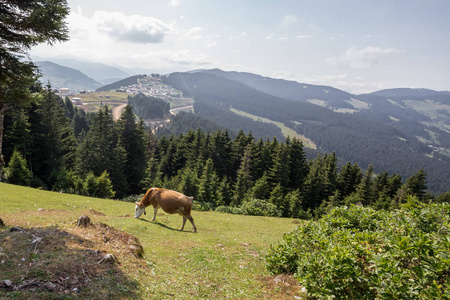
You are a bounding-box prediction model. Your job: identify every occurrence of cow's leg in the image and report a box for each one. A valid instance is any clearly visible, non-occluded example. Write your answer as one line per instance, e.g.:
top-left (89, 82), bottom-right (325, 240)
top-left (187, 215), bottom-right (197, 233)
top-left (180, 216), bottom-right (187, 231)
top-left (151, 207), bottom-right (158, 221)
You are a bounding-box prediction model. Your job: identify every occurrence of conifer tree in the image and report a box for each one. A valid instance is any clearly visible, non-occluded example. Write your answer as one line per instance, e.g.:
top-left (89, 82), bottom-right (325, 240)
top-left (287, 138), bottom-right (308, 190)
top-left (30, 84), bottom-right (76, 184)
top-left (0, 0), bottom-right (69, 180)
top-left (231, 145), bottom-right (252, 206)
top-left (4, 149), bottom-right (32, 185)
top-left (117, 106), bottom-right (148, 194)
top-left (197, 158), bottom-right (218, 204)
top-left (216, 176), bottom-right (232, 206)
top-left (356, 164), bottom-right (375, 205)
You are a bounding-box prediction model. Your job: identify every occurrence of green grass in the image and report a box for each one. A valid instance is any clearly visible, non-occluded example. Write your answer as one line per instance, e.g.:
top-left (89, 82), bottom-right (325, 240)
top-left (0, 183), bottom-right (302, 299)
top-left (230, 107), bottom-right (316, 149)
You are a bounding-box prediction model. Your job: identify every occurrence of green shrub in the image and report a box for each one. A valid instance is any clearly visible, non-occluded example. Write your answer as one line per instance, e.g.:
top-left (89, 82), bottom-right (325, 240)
top-left (241, 198), bottom-right (281, 217)
top-left (266, 200), bottom-right (450, 299)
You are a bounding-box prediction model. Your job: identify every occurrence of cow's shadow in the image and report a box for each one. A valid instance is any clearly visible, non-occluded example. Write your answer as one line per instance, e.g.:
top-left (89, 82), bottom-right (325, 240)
top-left (137, 218), bottom-right (196, 233)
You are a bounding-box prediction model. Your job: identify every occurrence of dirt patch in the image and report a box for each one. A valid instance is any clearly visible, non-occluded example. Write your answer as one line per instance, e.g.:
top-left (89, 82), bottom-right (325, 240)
top-left (0, 218), bottom-right (145, 299)
top-left (260, 274), bottom-right (306, 299)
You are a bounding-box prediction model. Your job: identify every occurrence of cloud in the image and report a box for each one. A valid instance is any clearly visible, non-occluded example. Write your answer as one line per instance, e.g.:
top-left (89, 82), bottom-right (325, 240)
top-left (185, 27), bottom-right (203, 40)
top-left (169, 0), bottom-right (181, 6)
top-left (266, 34), bottom-right (288, 41)
top-left (280, 14), bottom-right (298, 28)
top-left (296, 35), bottom-right (313, 39)
top-left (94, 11), bottom-right (173, 44)
top-left (327, 46), bottom-right (404, 69)
top-left (165, 49), bottom-right (211, 66)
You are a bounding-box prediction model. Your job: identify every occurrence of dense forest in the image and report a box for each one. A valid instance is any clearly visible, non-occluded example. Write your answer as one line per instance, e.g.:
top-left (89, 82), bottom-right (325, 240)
top-left (127, 93), bottom-right (170, 119)
top-left (162, 72), bottom-right (450, 194)
top-left (2, 85), bottom-right (449, 218)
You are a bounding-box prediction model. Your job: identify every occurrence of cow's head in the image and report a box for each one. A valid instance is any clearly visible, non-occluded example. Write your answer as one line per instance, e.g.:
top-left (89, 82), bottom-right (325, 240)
top-left (134, 202), bottom-right (146, 218)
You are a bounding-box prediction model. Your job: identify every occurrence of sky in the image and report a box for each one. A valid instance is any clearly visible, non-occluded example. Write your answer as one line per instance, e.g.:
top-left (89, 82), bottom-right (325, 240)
top-left (30, 0), bottom-right (450, 94)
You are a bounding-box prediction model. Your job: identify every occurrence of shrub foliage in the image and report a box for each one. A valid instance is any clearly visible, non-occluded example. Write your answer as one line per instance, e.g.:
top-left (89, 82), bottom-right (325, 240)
top-left (266, 198), bottom-right (450, 299)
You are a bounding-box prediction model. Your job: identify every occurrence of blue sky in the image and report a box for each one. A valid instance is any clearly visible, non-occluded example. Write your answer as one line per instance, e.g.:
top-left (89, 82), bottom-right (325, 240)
top-left (30, 0), bottom-right (450, 93)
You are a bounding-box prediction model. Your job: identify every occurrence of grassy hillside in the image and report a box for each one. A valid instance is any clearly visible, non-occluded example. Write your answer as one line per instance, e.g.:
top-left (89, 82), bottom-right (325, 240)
top-left (0, 183), bottom-right (303, 299)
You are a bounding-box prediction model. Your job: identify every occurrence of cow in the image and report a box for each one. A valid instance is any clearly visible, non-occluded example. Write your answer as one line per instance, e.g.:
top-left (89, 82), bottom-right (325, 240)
top-left (135, 187), bottom-right (197, 232)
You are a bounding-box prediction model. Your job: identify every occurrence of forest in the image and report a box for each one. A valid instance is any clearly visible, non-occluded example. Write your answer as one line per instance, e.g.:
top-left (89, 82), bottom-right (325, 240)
top-left (2, 85), bottom-right (449, 218)
top-left (162, 72), bottom-right (450, 194)
top-left (127, 93), bottom-right (170, 119)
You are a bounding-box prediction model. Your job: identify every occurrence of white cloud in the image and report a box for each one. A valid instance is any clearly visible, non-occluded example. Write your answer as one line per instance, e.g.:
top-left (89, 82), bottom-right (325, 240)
top-left (169, 0), bottom-right (181, 6)
top-left (94, 11), bottom-right (173, 44)
top-left (266, 34), bottom-right (288, 41)
top-left (280, 14), bottom-right (298, 28)
top-left (326, 46), bottom-right (404, 69)
top-left (165, 49), bottom-right (211, 66)
top-left (185, 27), bottom-right (203, 40)
top-left (296, 35), bottom-right (313, 39)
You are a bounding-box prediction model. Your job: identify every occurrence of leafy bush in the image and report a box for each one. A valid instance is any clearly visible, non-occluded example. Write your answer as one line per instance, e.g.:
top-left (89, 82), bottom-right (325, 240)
top-left (240, 198), bottom-right (281, 217)
top-left (215, 206), bottom-right (246, 215)
top-left (266, 199), bottom-right (450, 299)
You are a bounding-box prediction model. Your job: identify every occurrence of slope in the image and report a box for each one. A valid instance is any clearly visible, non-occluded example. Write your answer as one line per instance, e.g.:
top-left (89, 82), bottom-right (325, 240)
top-left (0, 183), bottom-right (302, 299)
top-left (163, 72), bottom-right (450, 194)
top-left (36, 61), bottom-right (101, 91)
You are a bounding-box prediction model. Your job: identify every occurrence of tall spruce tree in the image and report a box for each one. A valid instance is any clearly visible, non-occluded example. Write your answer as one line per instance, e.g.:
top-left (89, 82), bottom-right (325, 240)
top-left (29, 85), bottom-right (76, 184)
top-left (117, 106), bottom-right (148, 194)
top-left (0, 0), bottom-right (69, 180)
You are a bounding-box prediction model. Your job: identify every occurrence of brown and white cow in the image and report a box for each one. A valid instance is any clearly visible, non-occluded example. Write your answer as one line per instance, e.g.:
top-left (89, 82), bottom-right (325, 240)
top-left (135, 187), bottom-right (197, 232)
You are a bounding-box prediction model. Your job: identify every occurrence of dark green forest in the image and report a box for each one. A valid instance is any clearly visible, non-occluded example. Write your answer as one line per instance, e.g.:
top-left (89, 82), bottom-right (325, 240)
top-left (127, 93), bottom-right (170, 120)
top-left (3, 85), bottom-right (449, 218)
top-left (162, 72), bottom-right (450, 194)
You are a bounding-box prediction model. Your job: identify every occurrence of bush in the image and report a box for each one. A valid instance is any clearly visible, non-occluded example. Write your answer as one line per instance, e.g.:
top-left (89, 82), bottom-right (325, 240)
top-left (241, 198), bottom-right (281, 217)
top-left (266, 200), bottom-right (450, 299)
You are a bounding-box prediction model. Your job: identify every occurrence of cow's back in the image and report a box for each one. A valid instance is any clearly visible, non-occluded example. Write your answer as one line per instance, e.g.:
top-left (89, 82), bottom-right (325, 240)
top-left (156, 189), bottom-right (193, 215)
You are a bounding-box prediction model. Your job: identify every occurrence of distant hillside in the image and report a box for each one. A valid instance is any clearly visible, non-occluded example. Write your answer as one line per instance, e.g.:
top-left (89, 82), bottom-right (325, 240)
top-left (164, 71), bottom-right (450, 194)
top-left (36, 61), bottom-right (101, 91)
top-left (198, 69), bottom-right (354, 108)
top-left (96, 74), bottom-right (147, 92)
top-left (367, 88), bottom-right (450, 98)
top-left (33, 57), bottom-right (130, 83)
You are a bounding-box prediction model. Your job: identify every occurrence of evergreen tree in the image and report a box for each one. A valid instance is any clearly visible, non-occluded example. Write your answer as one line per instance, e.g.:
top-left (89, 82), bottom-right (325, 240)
top-left (355, 164), bottom-right (375, 205)
top-left (287, 138), bottom-right (308, 190)
top-left (285, 189), bottom-right (303, 218)
top-left (177, 167), bottom-right (199, 199)
top-left (269, 183), bottom-right (285, 215)
top-left (29, 84), bottom-right (76, 185)
top-left (97, 171), bottom-right (115, 199)
top-left (197, 158), bottom-right (218, 204)
top-left (117, 106), bottom-right (148, 194)
top-left (337, 162), bottom-right (362, 200)
top-left (4, 149), bottom-right (32, 185)
top-left (216, 176), bottom-right (232, 206)
top-left (0, 0), bottom-right (69, 180)
top-left (250, 171), bottom-right (271, 200)
top-left (231, 145), bottom-right (252, 206)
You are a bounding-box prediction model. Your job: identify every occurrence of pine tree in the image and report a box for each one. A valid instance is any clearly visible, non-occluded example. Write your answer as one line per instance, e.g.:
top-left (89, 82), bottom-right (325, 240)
top-left (250, 171), bottom-right (271, 200)
top-left (231, 145), bottom-right (252, 206)
top-left (0, 0), bottom-right (69, 180)
top-left (117, 106), bottom-right (148, 194)
top-left (287, 138), bottom-right (308, 190)
top-left (29, 84), bottom-right (76, 184)
top-left (337, 162), bottom-right (362, 200)
top-left (4, 149), bottom-right (32, 185)
top-left (197, 158), bottom-right (217, 204)
top-left (216, 176), bottom-right (232, 206)
top-left (356, 164), bottom-right (375, 205)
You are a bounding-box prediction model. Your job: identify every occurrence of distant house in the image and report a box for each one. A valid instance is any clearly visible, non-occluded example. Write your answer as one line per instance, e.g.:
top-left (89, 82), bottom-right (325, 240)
top-left (71, 97), bottom-right (83, 106)
top-left (59, 88), bottom-right (70, 97)
top-left (79, 90), bottom-right (86, 94)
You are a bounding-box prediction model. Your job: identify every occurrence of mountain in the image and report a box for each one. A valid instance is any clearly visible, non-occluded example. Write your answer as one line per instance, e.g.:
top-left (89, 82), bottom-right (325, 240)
top-left (162, 71), bottom-right (450, 194)
top-left (367, 88), bottom-right (450, 98)
top-left (35, 61), bottom-right (102, 92)
top-left (32, 56), bottom-right (130, 84)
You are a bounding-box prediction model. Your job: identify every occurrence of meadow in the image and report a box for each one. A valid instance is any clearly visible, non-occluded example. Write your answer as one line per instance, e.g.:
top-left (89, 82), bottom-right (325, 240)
top-left (0, 183), bottom-right (303, 299)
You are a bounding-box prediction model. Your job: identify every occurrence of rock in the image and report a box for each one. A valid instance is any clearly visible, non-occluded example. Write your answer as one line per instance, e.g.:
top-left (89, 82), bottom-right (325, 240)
top-left (3, 280), bottom-right (12, 287)
top-left (0, 218), bottom-right (4, 227)
top-left (76, 215), bottom-right (92, 227)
